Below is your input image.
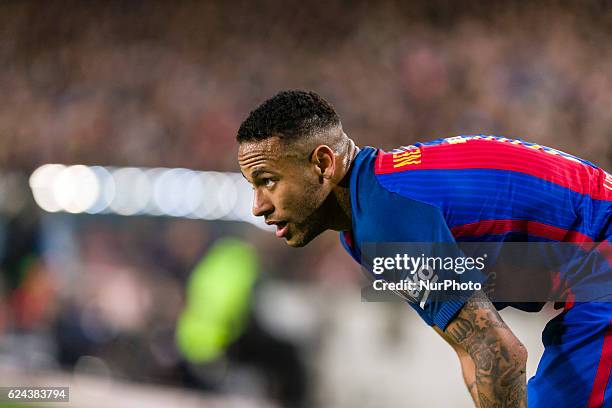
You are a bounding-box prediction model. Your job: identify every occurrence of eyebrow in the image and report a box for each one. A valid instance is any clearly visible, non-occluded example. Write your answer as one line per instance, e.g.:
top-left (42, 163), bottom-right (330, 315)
top-left (251, 170), bottom-right (266, 178)
top-left (240, 168), bottom-right (274, 181)
top-left (251, 169), bottom-right (274, 179)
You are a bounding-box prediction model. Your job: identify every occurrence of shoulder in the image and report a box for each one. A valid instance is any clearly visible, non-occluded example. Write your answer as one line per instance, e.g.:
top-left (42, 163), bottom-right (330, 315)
top-left (348, 147), bottom-right (450, 243)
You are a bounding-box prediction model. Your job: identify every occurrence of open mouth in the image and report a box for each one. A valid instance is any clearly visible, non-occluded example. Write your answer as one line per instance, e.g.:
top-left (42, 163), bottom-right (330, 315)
top-left (274, 221), bottom-right (288, 238)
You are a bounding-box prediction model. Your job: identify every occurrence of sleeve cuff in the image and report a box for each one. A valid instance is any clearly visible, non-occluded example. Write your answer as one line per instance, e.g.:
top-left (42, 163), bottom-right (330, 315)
top-left (433, 300), bottom-right (466, 330)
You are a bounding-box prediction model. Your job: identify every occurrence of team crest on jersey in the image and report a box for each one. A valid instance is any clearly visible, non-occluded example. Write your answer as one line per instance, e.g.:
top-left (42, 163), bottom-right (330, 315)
top-left (392, 148), bottom-right (422, 168)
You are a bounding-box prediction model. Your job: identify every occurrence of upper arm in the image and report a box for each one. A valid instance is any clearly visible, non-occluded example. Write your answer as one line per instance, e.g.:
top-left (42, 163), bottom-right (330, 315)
top-left (360, 184), bottom-right (484, 329)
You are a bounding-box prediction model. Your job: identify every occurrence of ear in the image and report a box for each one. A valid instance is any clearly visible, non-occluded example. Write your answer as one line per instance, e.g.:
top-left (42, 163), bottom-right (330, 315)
top-left (310, 145), bottom-right (336, 180)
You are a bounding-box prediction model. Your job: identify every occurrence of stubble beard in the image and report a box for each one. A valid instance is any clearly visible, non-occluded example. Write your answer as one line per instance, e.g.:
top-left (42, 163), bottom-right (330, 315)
top-left (287, 182), bottom-right (331, 248)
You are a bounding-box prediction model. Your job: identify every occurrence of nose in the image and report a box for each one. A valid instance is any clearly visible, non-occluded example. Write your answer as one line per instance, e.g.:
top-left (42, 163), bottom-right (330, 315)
top-left (252, 188), bottom-right (273, 217)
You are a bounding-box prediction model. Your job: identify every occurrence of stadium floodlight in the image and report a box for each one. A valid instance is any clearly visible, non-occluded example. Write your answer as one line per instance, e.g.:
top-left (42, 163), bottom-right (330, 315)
top-left (228, 172), bottom-right (255, 222)
top-left (29, 164), bottom-right (66, 213)
top-left (28, 164), bottom-right (272, 230)
top-left (153, 168), bottom-right (194, 217)
top-left (54, 165), bottom-right (100, 214)
top-left (143, 168), bottom-right (167, 216)
top-left (183, 171), bottom-right (205, 218)
top-left (109, 167), bottom-right (151, 216)
top-left (215, 172), bottom-right (238, 220)
top-left (191, 171), bottom-right (220, 219)
top-left (86, 166), bottom-right (116, 214)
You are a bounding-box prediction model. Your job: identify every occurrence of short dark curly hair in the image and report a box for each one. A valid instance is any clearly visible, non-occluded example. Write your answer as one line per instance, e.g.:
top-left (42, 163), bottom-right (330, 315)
top-left (236, 90), bottom-right (341, 143)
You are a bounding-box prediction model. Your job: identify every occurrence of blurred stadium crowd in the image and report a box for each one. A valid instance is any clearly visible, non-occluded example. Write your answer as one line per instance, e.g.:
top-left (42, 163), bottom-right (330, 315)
top-left (0, 1), bottom-right (611, 407)
top-left (2, 1), bottom-right (611, 172)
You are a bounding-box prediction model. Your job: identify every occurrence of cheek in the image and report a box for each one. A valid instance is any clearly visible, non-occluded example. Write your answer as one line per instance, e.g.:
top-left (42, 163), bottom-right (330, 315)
top-left (300, 182), bottom-right (325, 213)
top-left (278, 186), bottom-right (306, 210)
top-left (279, 180), bottom-right (321, 214)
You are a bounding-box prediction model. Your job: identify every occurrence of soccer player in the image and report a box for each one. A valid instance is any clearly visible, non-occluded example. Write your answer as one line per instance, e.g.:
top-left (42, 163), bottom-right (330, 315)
top-left (236, 90), bottom-right (612, 408)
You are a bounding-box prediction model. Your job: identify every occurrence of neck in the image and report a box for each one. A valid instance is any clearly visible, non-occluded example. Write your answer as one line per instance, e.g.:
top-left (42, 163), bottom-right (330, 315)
top-left (328, 139), bottom-right (359, 231)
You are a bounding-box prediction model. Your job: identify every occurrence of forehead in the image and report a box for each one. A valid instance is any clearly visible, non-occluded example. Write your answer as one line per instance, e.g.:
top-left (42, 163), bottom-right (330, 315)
top-left (238, 137), bottom-right (287, 169)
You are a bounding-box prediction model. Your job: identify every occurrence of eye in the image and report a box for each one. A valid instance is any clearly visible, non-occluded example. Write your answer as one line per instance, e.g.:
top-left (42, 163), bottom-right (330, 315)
top-left (263, 178), bottom-right (276, 188)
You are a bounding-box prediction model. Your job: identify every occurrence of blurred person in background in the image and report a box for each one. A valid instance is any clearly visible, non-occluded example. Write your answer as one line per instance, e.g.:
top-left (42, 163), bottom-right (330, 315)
top-left (177, 237), bottom-right (307, 408)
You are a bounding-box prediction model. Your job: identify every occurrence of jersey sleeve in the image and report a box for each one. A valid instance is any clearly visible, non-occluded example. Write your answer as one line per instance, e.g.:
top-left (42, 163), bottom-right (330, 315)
top-left (343, 146), bottom-right (483, 330)
top-left (358, 182), bottom-right (481, 330)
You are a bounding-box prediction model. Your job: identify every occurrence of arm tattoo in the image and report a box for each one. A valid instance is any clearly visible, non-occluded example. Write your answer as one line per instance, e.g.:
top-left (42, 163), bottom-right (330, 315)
top-left (446, 291), bottom-right (527, 408)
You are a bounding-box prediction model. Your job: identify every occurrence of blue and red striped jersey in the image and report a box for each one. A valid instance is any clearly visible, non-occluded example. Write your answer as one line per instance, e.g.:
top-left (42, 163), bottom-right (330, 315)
top-left (340, 135), bottom-right (612, 329)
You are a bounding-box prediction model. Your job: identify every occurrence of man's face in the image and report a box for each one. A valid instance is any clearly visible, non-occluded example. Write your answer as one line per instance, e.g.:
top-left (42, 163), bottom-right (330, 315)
top-left (238, 137), bottom-right (331, 247)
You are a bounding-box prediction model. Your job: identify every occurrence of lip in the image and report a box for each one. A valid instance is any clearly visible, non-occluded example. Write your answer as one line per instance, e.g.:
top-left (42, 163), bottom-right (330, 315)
top-left (272, 221), bottom-right (288, 238)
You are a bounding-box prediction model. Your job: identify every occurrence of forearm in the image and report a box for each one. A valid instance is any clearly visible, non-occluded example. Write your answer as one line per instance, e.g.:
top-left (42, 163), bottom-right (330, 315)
top-left (444, 292), bottom-right (527, 407)
top-left (435, 326), bottom-right (481, 406)
top-left (459, 352), bottom-right (481, 407)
